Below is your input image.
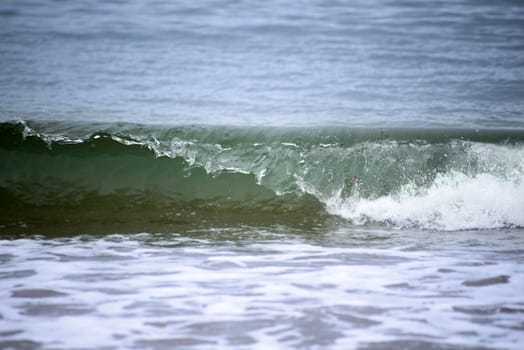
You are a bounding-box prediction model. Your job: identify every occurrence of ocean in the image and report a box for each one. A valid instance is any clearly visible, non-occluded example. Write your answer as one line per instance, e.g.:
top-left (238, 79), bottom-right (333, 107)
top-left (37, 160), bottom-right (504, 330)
top-left (1, 0), bottom-right (524, 349)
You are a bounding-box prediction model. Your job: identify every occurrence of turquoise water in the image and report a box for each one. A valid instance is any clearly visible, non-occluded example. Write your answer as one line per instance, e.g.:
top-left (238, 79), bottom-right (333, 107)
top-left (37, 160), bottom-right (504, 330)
top-left (1, 0), bottom-right (524, 349)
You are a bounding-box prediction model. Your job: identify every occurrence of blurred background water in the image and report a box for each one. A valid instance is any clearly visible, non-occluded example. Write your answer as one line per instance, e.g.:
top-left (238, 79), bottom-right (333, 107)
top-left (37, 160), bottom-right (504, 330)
top-left (1, 0), bottom-right (524, 127)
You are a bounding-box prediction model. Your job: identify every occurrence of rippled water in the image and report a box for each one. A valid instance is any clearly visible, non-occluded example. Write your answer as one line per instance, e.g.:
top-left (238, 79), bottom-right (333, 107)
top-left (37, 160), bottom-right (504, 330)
top-left (1, 228), bottom-right (524, 349)
top-left (1, 0), bottom-right (524, 127)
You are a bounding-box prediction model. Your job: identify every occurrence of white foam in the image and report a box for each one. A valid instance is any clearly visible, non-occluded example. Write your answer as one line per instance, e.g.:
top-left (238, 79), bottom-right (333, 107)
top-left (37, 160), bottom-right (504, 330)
top-left (329, 171), bottom-right (524, 231)
top-left (2, 234), bottom-right (524, 349)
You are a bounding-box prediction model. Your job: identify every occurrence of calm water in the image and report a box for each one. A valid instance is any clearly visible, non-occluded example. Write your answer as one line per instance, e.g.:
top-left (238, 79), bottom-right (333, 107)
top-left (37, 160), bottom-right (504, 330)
top-left (1, 0), bottom-right (524, 349)
top-left (1, 0), bottom-right (524, 127)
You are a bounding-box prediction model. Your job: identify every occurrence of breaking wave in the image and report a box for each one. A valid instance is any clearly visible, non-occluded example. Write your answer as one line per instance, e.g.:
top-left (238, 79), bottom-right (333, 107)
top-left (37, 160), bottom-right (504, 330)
top-left (1, 120), bottom-right (523, 232)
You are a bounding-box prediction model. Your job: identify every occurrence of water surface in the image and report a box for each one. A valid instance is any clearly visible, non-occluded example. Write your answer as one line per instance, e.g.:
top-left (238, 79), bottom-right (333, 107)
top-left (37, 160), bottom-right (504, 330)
top-left (1, 0), bottom-right (524, 349)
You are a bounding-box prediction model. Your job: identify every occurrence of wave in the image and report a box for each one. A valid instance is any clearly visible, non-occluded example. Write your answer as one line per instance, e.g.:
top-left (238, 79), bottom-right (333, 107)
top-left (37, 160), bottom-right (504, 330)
top-left (1, 120), bottom-right (523, 232)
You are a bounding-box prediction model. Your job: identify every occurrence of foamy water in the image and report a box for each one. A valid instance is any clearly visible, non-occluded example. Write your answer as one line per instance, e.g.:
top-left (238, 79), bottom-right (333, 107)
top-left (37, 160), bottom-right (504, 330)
top-left (1, 230), bottom-right (523, 349)
top-left (327, 142), bottom-right (524, 231)
top-left (330, 172), bottom-right (524, 231)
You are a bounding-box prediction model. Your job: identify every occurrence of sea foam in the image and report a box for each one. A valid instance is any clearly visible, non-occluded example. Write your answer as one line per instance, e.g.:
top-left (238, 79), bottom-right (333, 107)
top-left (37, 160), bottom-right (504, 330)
top-left (328, 141), bottom-right (524, 231)
top-left (329, 171), bottom-right (524, 231)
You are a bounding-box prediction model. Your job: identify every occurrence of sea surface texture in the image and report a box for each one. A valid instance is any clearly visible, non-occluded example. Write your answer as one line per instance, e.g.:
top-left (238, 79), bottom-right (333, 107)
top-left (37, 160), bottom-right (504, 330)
top-left (1, 0), bottom-right (524, 349)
